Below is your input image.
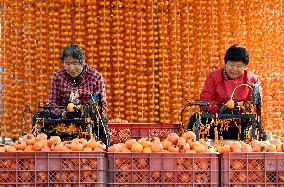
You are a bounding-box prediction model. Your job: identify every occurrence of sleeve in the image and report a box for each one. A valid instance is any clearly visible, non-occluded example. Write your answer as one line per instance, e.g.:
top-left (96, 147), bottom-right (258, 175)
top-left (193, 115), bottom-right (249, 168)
top-left (200, 73), bottom-right (221, 114)
top-left (246, 73), bottom-right (260, 101)
top-left (48, 73), bottom-right (64, 116)
top-left (94, 74), bottom-right (107, 116)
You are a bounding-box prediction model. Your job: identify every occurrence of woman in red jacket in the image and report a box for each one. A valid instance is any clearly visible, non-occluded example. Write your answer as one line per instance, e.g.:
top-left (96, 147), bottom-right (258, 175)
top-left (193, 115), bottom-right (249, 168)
top-left (188, 44), bottom-right (259, 140)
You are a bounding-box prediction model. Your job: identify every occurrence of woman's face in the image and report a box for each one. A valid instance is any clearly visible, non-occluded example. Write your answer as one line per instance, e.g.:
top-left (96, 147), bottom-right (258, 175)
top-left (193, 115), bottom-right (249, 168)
top-left (225, 60), bottom-right (247, 79)
top-left (63, 56), bottom-right (83, 78)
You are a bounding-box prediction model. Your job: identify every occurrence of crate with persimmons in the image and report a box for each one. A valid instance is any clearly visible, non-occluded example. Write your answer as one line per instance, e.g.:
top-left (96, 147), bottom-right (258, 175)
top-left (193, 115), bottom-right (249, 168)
top-left (108, 123), bottom-right (182, 145)
top-left (0, 152), bottom-right (106, 187)
top-left (221, 153), bottom-right (284, 187)
top-left (108, 152), bottom-right (219, 186)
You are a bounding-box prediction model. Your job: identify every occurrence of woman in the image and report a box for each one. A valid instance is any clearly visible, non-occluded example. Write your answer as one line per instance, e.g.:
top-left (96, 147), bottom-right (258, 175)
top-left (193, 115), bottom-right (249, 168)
top-left (49, 44), bottom-right (107, 117)
top-left (34, 44), bottom-right (109, 145)
top-left (189, 44), bottom-right (259, 140)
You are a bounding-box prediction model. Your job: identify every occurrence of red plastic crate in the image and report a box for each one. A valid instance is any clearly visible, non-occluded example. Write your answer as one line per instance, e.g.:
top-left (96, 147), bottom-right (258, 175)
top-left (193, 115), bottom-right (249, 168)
top-left (0, 152), bottom-right (106, 186)
top-left (108, 152), bottom-right (219, 186)
top-left (108, 123), bottom-right (182, 145)
top-left (221, 153), bottom-right (284, 186)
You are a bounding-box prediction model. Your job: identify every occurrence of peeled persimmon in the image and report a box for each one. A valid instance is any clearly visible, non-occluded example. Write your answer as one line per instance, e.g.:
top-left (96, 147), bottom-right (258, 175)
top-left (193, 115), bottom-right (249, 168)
top-left (225, 99), bottom-right (235, 109)
top-left (67, 103), bottom-right (75, 112)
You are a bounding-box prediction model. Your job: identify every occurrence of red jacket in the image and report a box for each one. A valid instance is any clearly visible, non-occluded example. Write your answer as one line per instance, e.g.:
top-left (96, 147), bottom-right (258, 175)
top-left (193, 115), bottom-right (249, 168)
top-left (200, 68), bottom-right (259, 114)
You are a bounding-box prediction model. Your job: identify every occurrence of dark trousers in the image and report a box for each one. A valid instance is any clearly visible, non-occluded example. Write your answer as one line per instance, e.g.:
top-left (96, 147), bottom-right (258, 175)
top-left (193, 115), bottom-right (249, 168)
top-left (188, 112), bottom-right (251, 140)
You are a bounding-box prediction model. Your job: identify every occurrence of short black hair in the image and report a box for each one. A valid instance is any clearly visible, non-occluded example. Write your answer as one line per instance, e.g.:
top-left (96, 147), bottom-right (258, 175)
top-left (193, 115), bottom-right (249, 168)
top-left (61, 44), bottom-right (85, 64)
top-left (224, 44), bottom-right (249, 65)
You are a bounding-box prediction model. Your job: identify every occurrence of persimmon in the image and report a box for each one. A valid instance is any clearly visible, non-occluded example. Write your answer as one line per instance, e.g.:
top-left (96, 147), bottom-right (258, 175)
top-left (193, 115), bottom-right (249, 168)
top-left (0, 145), bottom-right (6, 152)
top-left (241, 145), bottom-right (253, 152)
top-left (267, 144), bottom-right (277, 152)
top-left (143, 147), bottom-right (152, 153)
top-left (24, 145), bottom-right (33, 152)
top-left (179, 143), bottom-right (190, 153)
top-left (166, 133), bottom-right (179, 144)
top-left (70, 141), bottom-right (83, 151)
top-left (168, 145), bottom-right (180, 153)
top-left (131, 142), bottom-right (143, 152)
top-left (5, 145), bottom-right (17, 152)
top-left (41, 146), bottom-right (51, 152)
top-left (193, 143), bottom-right (206, 153)
top-left (125, 139), bottom-right (137, 149)
top-left (14, 141), bottom-right (27, 150)
top-left (97, 141), bottom-right (106, 151)
top-left (78, 138), bottom-right (88, 147)
top-left (176, 137), bottom-right (187, 147)
top-left (238, 172), bottom-right (247, 183)
top-left (108, 144), bottom-right (120, 152)
top-left (83, 147), bottom-right (92, 151)
top-left (41, 140), bottom-right (48, 147)
top-left (151, 137), bottom-right (160, 143)
top-left (67, 103), bottom-right (75, 112)
top-left (226, 99), bottom-right (235, 109)
top-left (19, 171), bottom-right (32, 182)
top-left (205, 145), bottom-right (216, 153)
top-left (35, 133), bottom-right (47, 141)
top-left (32, 141), bottom-right (43, 151)
top-left (161, 139), bottom-right (172, 150)
top-left (138, 137), bottom-right (151, 148)
top-left (251, 139), bottom-right (259, 147)
top-left (276, 144), bottom-right (283, 152)
top-left (151, 171), bottom-right (161, 181)
top-left (23, 134), bottom-right (36, 145)
top-left (63, 141), bottom-right (72, 149)
top-left (49, 136), bottom-right (61, 146)
top-left (252, 146), bottom-right (261, 152)
top-left (165, 171), bottom-right (175, 182)
top-left (231, 161), bottom-right (244, 170)
top-left (271, 139), bottom-right (282, 145)
top-left (195, 172), bottom-right (209, 183)
top-left (187, 138), bottom-right (198, 148)
top-left (150, 142), bottom-right (163, 152)
top-left (120, 145), bottom-right (132, 153)
top-left (257, 142), bottom-right (267, 152)
top-left (182, 130), bottom-right (196, 140)
top-left (51, 142), bottom-right (65, 151)
top-left (136, 158), bottom-right (148, 169)
top-left (87, 139), bottom-right (98, 149)
top-left (218, 145), bottom-right (231, 153)
top-left (179, 172), bottom-right (191, 183)
top-left (230, 141), bottom-right (242, 151)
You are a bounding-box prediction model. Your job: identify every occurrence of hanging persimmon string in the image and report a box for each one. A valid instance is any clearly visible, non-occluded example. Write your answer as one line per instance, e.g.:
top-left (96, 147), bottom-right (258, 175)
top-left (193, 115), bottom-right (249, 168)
top-left (0, 0), bottom-right (282, 138)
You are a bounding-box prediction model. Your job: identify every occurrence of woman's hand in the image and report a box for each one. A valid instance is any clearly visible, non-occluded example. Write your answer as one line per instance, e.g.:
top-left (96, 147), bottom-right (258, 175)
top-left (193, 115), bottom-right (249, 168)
top-left (220, 105), bottom-right (231, 114)
top-left (61, 111), bottom-right (67, 119)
